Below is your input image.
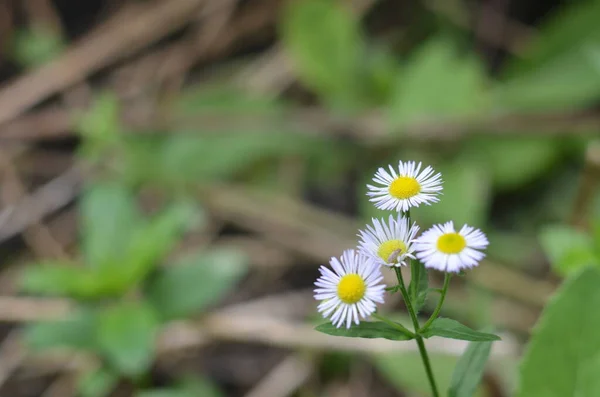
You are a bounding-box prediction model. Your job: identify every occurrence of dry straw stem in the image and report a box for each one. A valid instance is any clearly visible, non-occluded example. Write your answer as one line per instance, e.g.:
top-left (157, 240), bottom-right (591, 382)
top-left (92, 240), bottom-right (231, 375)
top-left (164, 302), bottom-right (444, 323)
top-left (0, 0), bottom-right (207, 124)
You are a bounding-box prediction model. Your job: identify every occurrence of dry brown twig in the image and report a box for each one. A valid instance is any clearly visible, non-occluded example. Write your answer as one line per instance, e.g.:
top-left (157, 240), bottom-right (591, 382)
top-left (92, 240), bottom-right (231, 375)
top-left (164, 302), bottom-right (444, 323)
top-left (0, 155), bottom-right (69, 260)
top-left (0, 0), bottom-right (206, 124)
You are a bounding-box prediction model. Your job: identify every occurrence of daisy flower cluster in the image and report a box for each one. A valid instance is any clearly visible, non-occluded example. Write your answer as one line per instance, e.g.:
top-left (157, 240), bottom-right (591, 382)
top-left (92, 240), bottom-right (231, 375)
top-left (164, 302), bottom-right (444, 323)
top-left (314, 160), bottom-right (489, 328)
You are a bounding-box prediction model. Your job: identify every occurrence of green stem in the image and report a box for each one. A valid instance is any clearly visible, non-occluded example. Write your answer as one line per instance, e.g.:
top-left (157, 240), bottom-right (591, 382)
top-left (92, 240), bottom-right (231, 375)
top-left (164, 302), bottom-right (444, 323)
top-left (420, 273), bottom-right (452, 332)
top-left (394, 267), bottom-right (440, 397)
top-left (371, 313), bottom-right (415, 338)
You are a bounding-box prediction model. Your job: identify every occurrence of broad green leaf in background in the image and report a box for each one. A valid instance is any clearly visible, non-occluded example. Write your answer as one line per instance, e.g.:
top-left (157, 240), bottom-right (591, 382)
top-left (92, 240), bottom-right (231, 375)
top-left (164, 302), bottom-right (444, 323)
top-left (78, 367), bottom-right (119, 397)
top-left (374, 353), bottom-right (486, 397)
top-left (409, 260), bottom-right (429, 314)
top-left (20, 263), bottom-right (109, 299)
top-left (517, 268), bottom-right (600, 397)
top-left (388, 38), bottom-right (487, 128)
top-left (461, 136), bottom-right (562, 191)
top-left (448, 340), bottom-right (494, 397)
top-left (539, 224), bottom-right (598, 275)
top-left (81, 183), bottom-right (141, 269)
top-left (10, 26), bottom-right (65, 67)
top-left (412, 161), bottom-right (490, 227)
top-left (25, 309), bottom-right (97, 351)
top-left (146, 249), bottom-right (247, 320)
top-left (420, 318), bottom-right (500, 342)
top-left (315, 322), bottom-right (414, 341)
top-left (97, 302), bottom-right (158, 377)
top-left (281, 0), bottom-right (364, 110)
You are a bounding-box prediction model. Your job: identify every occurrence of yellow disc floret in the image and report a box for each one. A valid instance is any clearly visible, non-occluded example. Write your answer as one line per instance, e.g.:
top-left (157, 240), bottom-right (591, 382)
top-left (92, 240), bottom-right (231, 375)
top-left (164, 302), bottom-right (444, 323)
top-left (377, 239), bottom-right (407, 263)
top-left (389, 176), bottom-right (421, 199)
top-left (337, 274), bottom-right (366, 304)
top-left (437, 233), bottom-right (466, 254)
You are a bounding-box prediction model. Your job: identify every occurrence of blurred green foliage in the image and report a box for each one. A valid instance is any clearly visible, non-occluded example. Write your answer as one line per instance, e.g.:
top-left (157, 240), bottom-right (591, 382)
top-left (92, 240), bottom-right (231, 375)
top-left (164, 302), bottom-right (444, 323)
top-left (15, 0), bottom-right (600, 395)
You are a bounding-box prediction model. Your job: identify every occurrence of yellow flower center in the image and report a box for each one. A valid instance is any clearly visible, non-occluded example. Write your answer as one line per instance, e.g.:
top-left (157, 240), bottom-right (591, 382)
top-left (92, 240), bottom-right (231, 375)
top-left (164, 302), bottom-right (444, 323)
top-left (389, 176), bottom-right (421, 199)
top-left (437, 233), bottom-right (466, 254)
top-left (377, 239), bottom-right (407, 263)
top-left (337, 274), bottom-right (366, 304)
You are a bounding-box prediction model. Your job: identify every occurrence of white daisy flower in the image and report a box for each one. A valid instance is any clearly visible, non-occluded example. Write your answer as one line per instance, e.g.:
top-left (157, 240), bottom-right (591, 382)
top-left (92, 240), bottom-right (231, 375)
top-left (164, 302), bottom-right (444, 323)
top-left (358, 214), bottom-right (420, 267)
top-left (314, 249), bottom-right (385, 328)
top-left (413, 221), bottom-right (489, 273)
top-left (367, 161), bottom-right (443, 212)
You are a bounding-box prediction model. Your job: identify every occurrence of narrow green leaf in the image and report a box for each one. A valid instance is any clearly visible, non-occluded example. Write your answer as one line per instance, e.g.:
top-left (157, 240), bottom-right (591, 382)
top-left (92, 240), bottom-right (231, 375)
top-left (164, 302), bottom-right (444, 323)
top-left (409, 261), bottom-right (428, 314)
top-left (25, 310), bottom-right (96, 351)
top-left (517, 268), bottom-right (600, 397)
top-left (448, 340), bottom-right (494, 397)
top-left (281, 0), bottom-right (363, 109)
top-left (539, 225), bottom-right (598, 275)
top-left (420, 318), bottom-right (500, 342)
top-left (136, 377), bottom-right (223, 397)
top-left (78, 367), bottom-right (119, 397)
top-left (315, 322), bottom-right (414, 341)
top-left (505, 1), bottom-right (600, 76)
top-left (146, 249), bottom-right (247, 320)
top-left (97, 302), bottom-right (158, 377)
top-left (20, 263), bottom-right (108, 299)
top-left (112, 201), bottom-right (202, 288)
top-left (81, 183), bottom-right (141, 269)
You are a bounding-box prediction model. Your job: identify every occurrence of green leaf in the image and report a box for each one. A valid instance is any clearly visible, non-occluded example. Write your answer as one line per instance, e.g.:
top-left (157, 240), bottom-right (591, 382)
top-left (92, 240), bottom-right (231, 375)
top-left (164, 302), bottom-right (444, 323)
top-left (78, 367), bottom-right (119, 397)
top-left (517, 268), bottom-right (600, 397)
top-left (281, 0), bottom-right (363, 109)
top-left (315, 322), bottom-right (414, 341)
top-left (388, 38), bottom-right (487, 127)
top-left (174, 85), bottom-right (282, 116)
top-left (136, 377), bottom-right (223, 397)
top-left (158, 132), bottom-right (331, 185)
top-left (20, 263), bottom-right (109, 299)
top-left (374, 352), bottom-right (486, 397)
top-left (462, 136), bottom-right (561, 191)
top-left (448, 340), bottom-right (494, 397)
top-left (420, 318), bottom-right (500, 342)
top-left (97, 302), bottom-right (158, 377)
top-left (497, 45), bottom-right (600, 111)
top-left (110, 201), bottom-right (202, 289)
top-left (77, 93), bottom-right (122, 160)
top-left (81, 183), bottom-right (141, 269)
top-left (539, 225), bottom-right (598, 275)
top-left (505, 1), bottom-right (600, 76)
top-left (146, 249), bottom-right (247, 320)
top-left (10, 26), bottom-right (65, 67)
top-left (409, 261), bottom-right (428, 314)
top-left (25, 310), bottom-right (96, 351)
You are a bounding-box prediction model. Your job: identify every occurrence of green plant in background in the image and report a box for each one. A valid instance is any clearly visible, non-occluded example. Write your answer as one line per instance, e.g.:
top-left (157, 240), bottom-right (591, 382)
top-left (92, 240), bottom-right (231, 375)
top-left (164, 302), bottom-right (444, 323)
top-left (21, 181), bottom-right (247, 397)
top-left (314, 160), bottom-right (500, 397)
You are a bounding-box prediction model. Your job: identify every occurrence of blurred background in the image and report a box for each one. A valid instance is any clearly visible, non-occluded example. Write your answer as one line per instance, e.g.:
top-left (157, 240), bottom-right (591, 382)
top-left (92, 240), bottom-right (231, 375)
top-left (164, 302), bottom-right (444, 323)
top-left (0, 0), bottom-right (599, 396)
